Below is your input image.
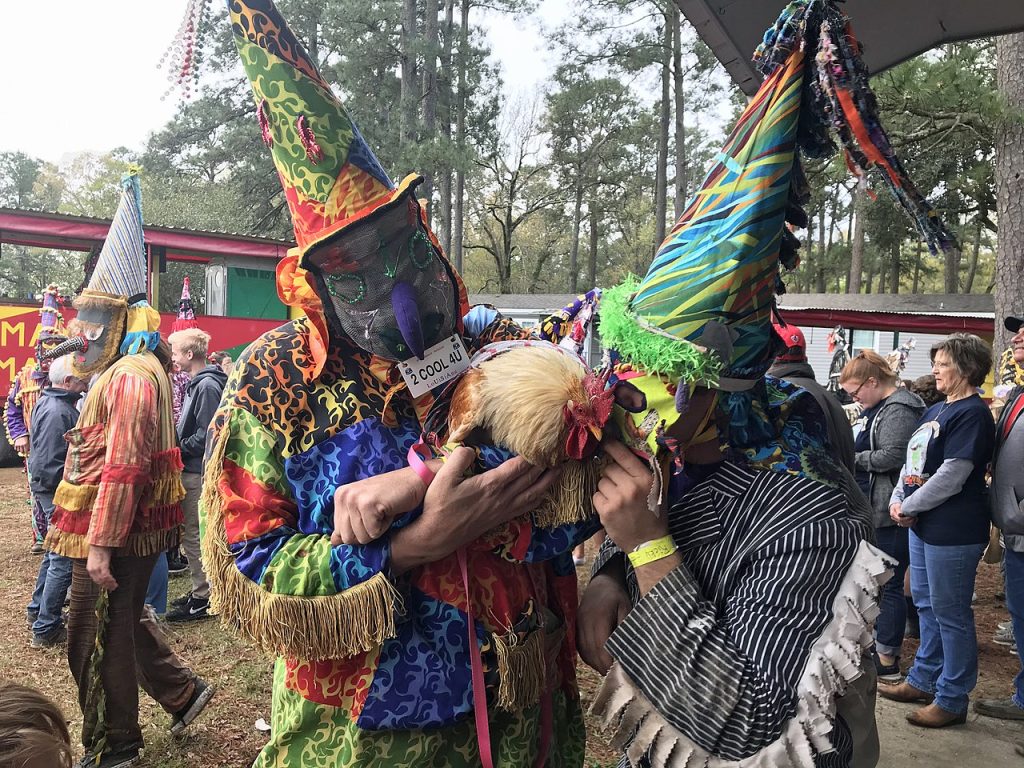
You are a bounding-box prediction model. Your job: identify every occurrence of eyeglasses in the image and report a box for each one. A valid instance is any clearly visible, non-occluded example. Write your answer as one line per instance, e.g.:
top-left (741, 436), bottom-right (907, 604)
top-left (846, 378), bottom-right (873, 399)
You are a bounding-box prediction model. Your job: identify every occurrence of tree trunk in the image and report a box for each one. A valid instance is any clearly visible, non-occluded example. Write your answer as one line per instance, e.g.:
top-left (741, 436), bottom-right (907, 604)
top-left (944, 243), bottom-right (961, 294)
top-left (671, 4), bottom-right (686, 218)
top-left (864, 267), bottom-right (873, 294)
top-left (438, 0), bottom-right (455, 255)
top-left (816, 205), bottom-right (827, 292)
top-left (400, 0), bottom-right (419, 151)
top-left (452, 0), bottom-right (470, 272)
top-left (889, 241), bottom-right (901, 295)
top-left (569, 182), bottom-right (583, 294)
top-left (912, 239), bottom-right (923, 293)
top-left (588, 203), bottom-right (599, 289)
top-left (848, 186), bottom-right (865, 294)
top-left (421, 0), bottom-right (439, 221)
top-left (964, 216), bottom-right (983, 293)
top-left (996, 33), bottom-right (1024, 354)
top-left (653, 6), bottom-right (672, 255)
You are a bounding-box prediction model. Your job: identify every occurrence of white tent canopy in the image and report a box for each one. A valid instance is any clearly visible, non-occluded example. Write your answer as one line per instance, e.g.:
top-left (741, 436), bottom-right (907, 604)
top-left (676, 0), bottom-right (1024, 95)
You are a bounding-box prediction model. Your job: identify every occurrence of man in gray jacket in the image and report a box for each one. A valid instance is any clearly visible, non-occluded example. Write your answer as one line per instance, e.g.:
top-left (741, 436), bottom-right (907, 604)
top-left (166, 328), bottom-right (227, 622)
top-left (976, 315), bottom-right (1024, 729)
top-left (25, 354), bottom-right (87, 646)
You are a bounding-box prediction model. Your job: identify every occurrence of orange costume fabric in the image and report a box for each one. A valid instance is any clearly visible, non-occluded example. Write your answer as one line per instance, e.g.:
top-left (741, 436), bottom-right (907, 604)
top-left (46, 351), bottom-right (186, 559)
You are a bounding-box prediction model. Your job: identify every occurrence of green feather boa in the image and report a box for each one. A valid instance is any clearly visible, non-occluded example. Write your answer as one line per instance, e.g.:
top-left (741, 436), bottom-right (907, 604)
top-left (600, 277), bottom-right (721, 385)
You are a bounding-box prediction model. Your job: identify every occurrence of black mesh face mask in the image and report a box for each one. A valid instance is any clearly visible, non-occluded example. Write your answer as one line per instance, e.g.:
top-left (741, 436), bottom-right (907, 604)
top-left (304, 194), bottom-right (458, 362)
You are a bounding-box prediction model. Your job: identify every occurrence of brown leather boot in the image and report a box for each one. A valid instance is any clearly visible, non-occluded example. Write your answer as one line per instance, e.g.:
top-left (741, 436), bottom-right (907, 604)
top-left (906, 703), bottom-right (967, 728)
top-left (876, 681), bottom-right (934, 704)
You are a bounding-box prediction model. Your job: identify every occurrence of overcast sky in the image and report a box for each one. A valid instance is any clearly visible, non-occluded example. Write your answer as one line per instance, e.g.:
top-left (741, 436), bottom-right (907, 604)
top-left (2, 1), bottom-right (568, 165)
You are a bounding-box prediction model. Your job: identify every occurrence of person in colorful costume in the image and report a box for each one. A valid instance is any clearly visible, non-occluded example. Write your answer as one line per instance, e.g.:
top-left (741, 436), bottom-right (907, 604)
top-left (578, 2), bottom-right (959, 766)
top-left (5, 284), bottom-right (69, 549)
top-left (202, 2), bottom-right (596, 765)
top-left (44, 171), bottom-right (214, 768)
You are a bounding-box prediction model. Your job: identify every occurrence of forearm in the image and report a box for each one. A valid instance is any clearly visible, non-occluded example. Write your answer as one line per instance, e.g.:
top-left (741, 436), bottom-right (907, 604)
top-left (900, 458), bottom-right (974, 517)
top-left (635, 551), bottom-right (683, 596)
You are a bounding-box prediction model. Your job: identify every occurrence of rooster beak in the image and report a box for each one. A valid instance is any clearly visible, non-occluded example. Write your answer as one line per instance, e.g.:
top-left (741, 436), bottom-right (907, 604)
top-left (588, 424), bottom-right (603, 443)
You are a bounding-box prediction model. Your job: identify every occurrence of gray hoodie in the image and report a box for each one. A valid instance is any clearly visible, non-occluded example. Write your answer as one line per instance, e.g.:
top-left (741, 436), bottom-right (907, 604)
top-left (854, 386), bottom-right (926, 528)
top-left (992, 387), bottom-right (1024, 552)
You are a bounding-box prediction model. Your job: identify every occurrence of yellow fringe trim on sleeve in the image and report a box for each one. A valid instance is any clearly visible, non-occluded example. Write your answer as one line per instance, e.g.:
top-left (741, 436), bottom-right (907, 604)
top-left (493, 626), bottom-right (547, 712)
top-left (201, 422), bottom-right (403, 660)
top-left (531, 457), bottom-right (602, 529)
top-left (45, 527), bottom-right (181, 560)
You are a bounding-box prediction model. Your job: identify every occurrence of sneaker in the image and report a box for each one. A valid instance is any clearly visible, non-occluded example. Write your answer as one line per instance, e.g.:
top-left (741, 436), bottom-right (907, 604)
top-left (74, 747), bottom-right (142, 768)
top-left (167, 554), bottom-right (189, 576)
top-left (31, 625), bottom-right (67, 649)
top-left (29, 541), bottom-right (45, 555)
top-left (873, 651), bottom-right (902, 684)
top-left (170, 678), bottom-right (216, 735)
top-left (166, 595), bottom-right (210, 622)
top-left (975, 697), bottom-right (1024, 721)
top-left (168, 592), bottom-right (193, 611)
top-left (994, 625), bottom-right (1016, 647)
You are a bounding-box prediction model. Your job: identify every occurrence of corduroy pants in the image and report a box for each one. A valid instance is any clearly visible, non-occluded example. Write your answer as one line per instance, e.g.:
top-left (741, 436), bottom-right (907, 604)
top-left (67, 553), bottom-right (196, 754)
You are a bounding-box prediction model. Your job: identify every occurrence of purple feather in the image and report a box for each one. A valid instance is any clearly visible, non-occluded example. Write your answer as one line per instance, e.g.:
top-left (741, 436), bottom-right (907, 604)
top-left (391, 281), bottom-right (425, 359)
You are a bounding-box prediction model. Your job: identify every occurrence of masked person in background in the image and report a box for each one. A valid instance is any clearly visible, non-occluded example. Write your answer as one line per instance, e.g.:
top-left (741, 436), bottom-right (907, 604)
top-left (43, 171), bottom-right (214, 768)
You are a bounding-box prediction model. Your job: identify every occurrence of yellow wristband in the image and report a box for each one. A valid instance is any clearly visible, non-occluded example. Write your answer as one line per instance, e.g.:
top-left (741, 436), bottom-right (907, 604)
top-left (627, 535), bottom-right (678, 568)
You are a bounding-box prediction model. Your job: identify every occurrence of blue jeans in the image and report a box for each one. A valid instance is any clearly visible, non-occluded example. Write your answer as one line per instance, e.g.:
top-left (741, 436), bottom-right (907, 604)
top-left (146, 551), bottom-right (169, 615)
top-left (906, 530), bottom-right (984, 714)
top-left (27, 491), bottom-right (72, 639)
top-left (875, 525), bottom-right (910, 657)
top-left (1004, 548), bottom-right (1024, 708)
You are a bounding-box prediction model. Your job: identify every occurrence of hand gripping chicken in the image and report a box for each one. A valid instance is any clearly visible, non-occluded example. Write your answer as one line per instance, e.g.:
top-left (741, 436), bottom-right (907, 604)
top-left (436, 341), bottom-right (614, 527)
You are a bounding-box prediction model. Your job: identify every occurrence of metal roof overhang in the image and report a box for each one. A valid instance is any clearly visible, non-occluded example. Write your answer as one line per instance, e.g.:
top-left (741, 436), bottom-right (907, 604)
top-left (0, 208), bottom-right (293, 261)
top-left (779, 307), bottom-right (992, 335)
top-left (675, 0), bottom-right (1024, 95)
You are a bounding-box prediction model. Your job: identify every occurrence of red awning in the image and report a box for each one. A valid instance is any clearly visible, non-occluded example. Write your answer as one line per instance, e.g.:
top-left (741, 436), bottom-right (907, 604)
top-left (780, 307), bottom-right (991, 336)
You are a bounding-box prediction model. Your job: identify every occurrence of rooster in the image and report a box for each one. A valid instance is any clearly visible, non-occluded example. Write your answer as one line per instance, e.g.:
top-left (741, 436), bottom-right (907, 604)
top-left (441, 342), bottom-right (614, 527)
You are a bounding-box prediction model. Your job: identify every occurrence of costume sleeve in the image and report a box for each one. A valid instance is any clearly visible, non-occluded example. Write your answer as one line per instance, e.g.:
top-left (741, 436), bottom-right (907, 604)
top-left (5, 380), bottom-right (27, 443)
top-left (899, 458), bottom-right (974, 518)
top-left (179, 384), bottom-right (221, 461)
top-left (600, 496), bottom-right (873, 763)
top-left (87, 372), bottom-right (158, 548)
top-left (202, 404), bottom-right (400, 660)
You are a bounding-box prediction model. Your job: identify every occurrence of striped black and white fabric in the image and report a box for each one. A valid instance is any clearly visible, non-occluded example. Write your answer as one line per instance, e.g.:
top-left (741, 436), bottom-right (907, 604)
top-left (591, 461), bottom-right (889, 768)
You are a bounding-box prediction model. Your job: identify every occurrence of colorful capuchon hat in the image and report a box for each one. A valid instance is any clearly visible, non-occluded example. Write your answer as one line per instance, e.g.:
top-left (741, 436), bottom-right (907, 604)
top-left (34, 284), bottom-right (67, 374)
top-left (85, 169), bottom-right (161, 355)
top-left (602, 0), bottom-right (955, 458)
top-left (172, 276), bottom-right (200, 333)
top-left (229, 0), bottom-right (462, 377)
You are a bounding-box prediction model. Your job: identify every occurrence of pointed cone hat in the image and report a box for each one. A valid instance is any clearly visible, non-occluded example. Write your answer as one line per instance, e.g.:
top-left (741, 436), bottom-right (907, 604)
top-left (78, 168), bottom-right (161, 356)
top-left (172, 276), bottom-right (200, 333)
top-left (229, 0), bottom-right (406, 258)
top-left (602, 0), bottom-right (956, 393)
top-left (38, 284), bottom-right (66, 339)
top-left (229, 0), bottom-right (462, 378)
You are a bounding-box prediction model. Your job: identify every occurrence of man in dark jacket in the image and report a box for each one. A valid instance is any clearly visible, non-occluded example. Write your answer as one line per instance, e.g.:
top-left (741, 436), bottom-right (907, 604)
top-left (976, 315), bottom-right (1024, 735)
top-left (768, 320), bottom-right (857, 473)
top-left (26, 354), bottom-right (87, 646)
top-left (166, 328), bottom-right (227, 621)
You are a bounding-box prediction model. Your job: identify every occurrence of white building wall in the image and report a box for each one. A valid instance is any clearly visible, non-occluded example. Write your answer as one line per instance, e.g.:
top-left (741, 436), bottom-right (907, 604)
top-left (798, 324), bottom-right (947, 386)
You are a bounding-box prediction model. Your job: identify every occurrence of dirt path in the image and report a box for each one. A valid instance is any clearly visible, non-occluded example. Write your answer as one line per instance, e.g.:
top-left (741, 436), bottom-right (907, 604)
top-left (0, 464), bottom-right (1020, 766)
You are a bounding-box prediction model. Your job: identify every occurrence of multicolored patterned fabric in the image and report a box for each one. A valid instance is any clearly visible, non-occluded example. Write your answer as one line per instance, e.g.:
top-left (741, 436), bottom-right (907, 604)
top-left (46, 351), bottom-right (185, 559)
top-left (172, 276), bottom-right (200, 333)
top-left (4, 363), bottom-right (38, 446)
top-left (230, 0), bottom-right (394, 258)
top-left (202, 313), bottom-right (595, 767)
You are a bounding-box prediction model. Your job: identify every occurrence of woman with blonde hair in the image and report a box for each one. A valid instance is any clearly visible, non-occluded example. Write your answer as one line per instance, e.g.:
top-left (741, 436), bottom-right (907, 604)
top-left (841, 350), bottom-right (926, 683)
top-left (879, 333), bottom-right (995, 728)
top-left (0, 681), bottom-right (72, 768)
